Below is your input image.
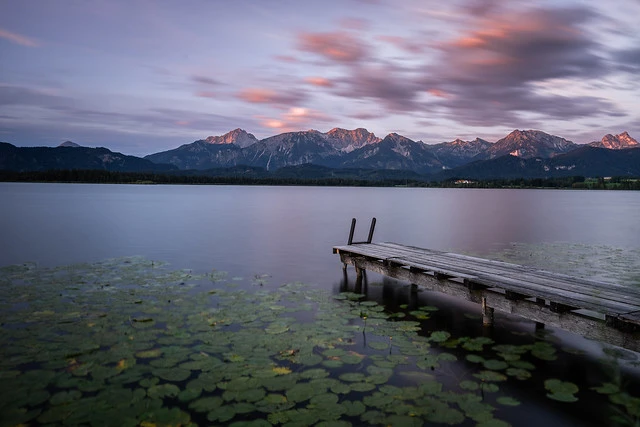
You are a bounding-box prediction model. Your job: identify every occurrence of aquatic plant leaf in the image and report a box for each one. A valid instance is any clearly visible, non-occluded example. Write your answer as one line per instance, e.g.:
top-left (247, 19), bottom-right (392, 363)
top-left (427, 406), bottom-right (465, 424)
top-left (152, 367), bottom-right (191, 382)
top-left (505, 368), bottom-right (531, 380)
top-left (272, 366), bottom-right (292, 375)
top-left (139, 407), bottom-right (191, 426)
top-left (147, 383), bottom-right (180, 399)
top-left (532, 343), bottom-right (557, 361)
top-left (323, 348), bottom-right (346, 357)
top-left (483, 359), bottom-right (509, 370)
top-left (497, 396), bottom-right (521, 406)
top-left (178, 387), bottom-right (202, 402)
top-left (509, 360), bottom-right (535, 370)
top-left (341, 352), bottom-right (365, 364)
top-left (189, 396), bottom-right (224, 412)
top-left (296, 353), bottom-right (323, 366)
top-left (420, 381), bottom-right (443, 395)
top-left (368, 341), bottom-right (390, 350)
top-left (49, 390), bottom-right (82, 405)
top-left (429, 331), bottom-right (451, 343)
top-left (461, 337), bottom-right (494, 351)
top-left (409, 310), bottom-right (430, 320)
top-left (207, 405), bottom-right (236, 422)
top-left (342, 399), bottom-right (366, 416)
top-left (417, 354), bottom-right (440, 370)
top-left (438, 352), bottom-right (457, 362)
top-left (323, 359), bottom-right (344, 368)
top-left (473, 371), bottom-right (507, 382)
top-left (286, 383), bottom-right (321, 403)
top-left (339, 372), bottom-right (366, 382)
top-left (310, 392), bottom-right (339, 406)
top-left (136, 348), bottom-right (162, 358)
top-left (591, 383), bottom-right (620, 395)
top-left (300, 368), bottom-right (329, 380)
top-left (545, 379), bottom-right (579, 402)
top-left (466, 354), bottom-right (485, 363)
top-left (351, 382), bottom-right (377, 392)
top-left (460, 380), bottom-right (480, 391)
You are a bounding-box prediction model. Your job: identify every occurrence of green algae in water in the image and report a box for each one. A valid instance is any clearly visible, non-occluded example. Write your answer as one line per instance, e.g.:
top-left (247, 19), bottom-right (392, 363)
top-left (1, 256), bottom-right (638, 427)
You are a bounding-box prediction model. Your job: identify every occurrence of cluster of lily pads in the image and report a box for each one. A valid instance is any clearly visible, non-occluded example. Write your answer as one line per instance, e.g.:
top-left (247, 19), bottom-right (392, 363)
top-left (0, 257), bottom-right (638, 426)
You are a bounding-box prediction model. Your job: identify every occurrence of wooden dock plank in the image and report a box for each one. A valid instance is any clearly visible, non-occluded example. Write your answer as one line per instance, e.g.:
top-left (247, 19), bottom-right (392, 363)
top-left (334, 242), bottom-right (640, 322)
top-left (377, 243), bottom-right (640, 302)
top-left (337, 243), bottom-right (640, 308)
top-left (377, 242), bottom-right (640, 298)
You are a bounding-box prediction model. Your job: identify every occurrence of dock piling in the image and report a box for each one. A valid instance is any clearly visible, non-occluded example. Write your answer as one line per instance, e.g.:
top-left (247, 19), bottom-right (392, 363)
top-left (482, 297), bottom-right (494, 327)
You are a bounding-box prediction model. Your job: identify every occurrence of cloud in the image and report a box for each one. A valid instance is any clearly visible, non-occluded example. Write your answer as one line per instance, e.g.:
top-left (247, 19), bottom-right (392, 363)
top-left (349, 111), bottom-right (385, 120)
top-left (0, 84), bottom-right (70, 107)
top-left (0, 27), bottom-right (39, 47)
top-left (421, 5), bottom-right (623, 125)
top-left (196, 91), bottom-right (217, 98)
top-left (377, 35), bottom-right (425, 54)
top-left (297, 31), bottom-right (370, 64)
top-left (336, 64), bottom-right (423, 112)
top-left (304, 77), bottom-right (334, 88)
top-left (237, 87), bottom-right (307, 106)
top-left (258, 107), bottom-right (333, 132)
top-left (614, 47), bottom-right (640, 72)
top-left (290, 5), bottom-right (625, 128)
top-left (191, 75), bottom-right (220, 86)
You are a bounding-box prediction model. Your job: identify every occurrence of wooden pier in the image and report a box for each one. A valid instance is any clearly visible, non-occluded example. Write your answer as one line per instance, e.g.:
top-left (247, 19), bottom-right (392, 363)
top-left (333, 218), bottom-right (640, 352)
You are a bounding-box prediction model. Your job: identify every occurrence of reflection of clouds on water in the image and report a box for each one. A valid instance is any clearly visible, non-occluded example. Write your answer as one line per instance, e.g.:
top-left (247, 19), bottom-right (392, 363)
top-left (475, 243), bottom-right (640, 287)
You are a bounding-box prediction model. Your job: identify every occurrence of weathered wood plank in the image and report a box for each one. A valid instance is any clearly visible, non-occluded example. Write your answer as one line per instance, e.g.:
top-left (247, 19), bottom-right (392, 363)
top-left (335, 243), bottom-right (640, 312)
top-left (377, 242), bottom-right (640, 298)
top-left (334, 244), bottom-right (640, 315)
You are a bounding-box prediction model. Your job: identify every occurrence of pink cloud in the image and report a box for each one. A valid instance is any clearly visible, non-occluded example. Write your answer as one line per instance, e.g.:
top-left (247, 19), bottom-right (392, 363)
top-left (304, 77), bottom-right (334, 88)
top-left (0, 28), bottom-right (38, 47)
top-left (237, 87), bottom-right (306, 106)
top-left (258, 107), bottom-right (333, 132)
top-left (297, 31), bottom-right (369, 63)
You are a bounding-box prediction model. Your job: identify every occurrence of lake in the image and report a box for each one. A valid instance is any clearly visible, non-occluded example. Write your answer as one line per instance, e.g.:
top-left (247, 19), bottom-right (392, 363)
top-left (1, 183), bottom-right (639, 426)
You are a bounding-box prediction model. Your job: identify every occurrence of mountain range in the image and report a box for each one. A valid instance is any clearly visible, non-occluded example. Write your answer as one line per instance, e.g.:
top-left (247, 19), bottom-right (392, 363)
top-left (1, 128), bottom-right (638, 180)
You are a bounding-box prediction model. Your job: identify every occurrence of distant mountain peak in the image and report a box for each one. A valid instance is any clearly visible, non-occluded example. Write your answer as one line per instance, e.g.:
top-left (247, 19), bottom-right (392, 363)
top-left (205, 129), bottom-right (258, 148)
top-left (58, 141), bottom-right (81, 148)
top-left (589, 131), bottom-right (639, 149)
top-left (325, 127), bottom-right (380, 152)
top-left (483, 129), bottom-right (576, 159)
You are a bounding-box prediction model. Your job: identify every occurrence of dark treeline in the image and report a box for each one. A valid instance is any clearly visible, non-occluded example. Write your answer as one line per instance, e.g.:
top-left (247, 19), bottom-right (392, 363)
top-left (1, 169), bottom-right (639, 190)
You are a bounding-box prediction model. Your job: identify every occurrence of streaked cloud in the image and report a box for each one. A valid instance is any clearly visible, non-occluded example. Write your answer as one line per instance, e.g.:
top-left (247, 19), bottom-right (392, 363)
top-left (237, 87), bottom-right (307, 106)
top-left (0, 27), bottom-right (38, 47)
top-left (304, 77), bottom-right (334, 88)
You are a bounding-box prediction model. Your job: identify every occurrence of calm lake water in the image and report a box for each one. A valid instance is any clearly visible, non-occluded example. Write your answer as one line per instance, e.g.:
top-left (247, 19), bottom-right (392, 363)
top-left (1, 183), bottom-right (639, 427)
top-left (2, 183), bottom-right (639, 282)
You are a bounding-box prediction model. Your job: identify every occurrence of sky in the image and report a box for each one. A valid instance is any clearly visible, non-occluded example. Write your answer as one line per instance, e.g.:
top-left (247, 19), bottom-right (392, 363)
top-left (1, 0), bottom-right (639, 156)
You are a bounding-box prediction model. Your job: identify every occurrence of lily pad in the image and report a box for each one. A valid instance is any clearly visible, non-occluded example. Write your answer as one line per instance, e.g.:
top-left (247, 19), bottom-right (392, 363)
top-left (497, 396), bottom-right (521, 406)
top-left (545, 379), bottom-right (579, 402)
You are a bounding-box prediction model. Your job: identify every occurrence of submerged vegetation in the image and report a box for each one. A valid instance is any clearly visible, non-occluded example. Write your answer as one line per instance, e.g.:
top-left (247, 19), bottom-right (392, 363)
top-left (1, 169), bottom-right (639, 190)
top-left (1, 257), bottom-right (639, 426)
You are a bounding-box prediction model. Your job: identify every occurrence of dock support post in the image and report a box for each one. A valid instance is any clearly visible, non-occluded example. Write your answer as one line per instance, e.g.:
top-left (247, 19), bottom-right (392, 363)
top-left (482, 297), bottom-right (494, 327)
top-left (367, 217), bottom-right (377, 243)
top-left (348, 218), bottom-right (356, 245)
